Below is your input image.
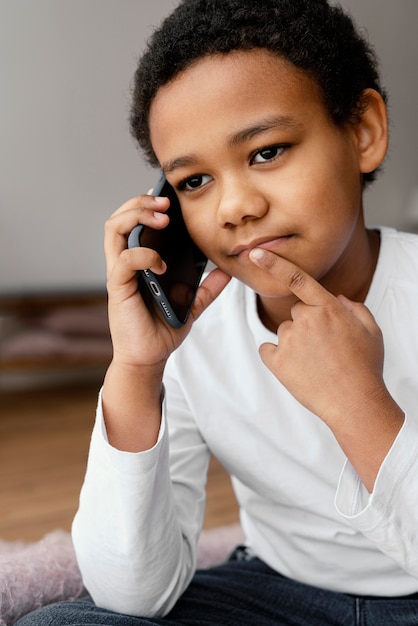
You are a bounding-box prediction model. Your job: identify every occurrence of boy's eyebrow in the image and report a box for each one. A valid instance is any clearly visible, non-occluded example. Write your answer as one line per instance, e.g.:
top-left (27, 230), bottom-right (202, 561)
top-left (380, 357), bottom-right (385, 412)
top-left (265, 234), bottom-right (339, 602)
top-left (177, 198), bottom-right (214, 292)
top-left (162, 115), bottom-right (302, 174)
top-left (228, 115), bottom-right (302, 147)
top-left (163, 154), bottom-right (200, 174)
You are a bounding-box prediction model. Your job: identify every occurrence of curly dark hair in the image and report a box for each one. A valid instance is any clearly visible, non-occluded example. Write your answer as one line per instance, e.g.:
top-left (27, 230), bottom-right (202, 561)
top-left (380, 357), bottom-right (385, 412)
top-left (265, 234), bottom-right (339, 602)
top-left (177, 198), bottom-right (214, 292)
top-left (130, 0), bottom-right (387, 184)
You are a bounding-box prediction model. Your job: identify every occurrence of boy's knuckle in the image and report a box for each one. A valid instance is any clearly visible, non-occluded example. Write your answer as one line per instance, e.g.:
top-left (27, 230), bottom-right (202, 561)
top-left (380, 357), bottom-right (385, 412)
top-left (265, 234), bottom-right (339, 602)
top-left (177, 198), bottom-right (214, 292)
top-left (288, 270), bottom-right (306, 291)
top-left (119, 248), bottom-right (133, 266)
top-left (104, 217), bottom-right (112, 233)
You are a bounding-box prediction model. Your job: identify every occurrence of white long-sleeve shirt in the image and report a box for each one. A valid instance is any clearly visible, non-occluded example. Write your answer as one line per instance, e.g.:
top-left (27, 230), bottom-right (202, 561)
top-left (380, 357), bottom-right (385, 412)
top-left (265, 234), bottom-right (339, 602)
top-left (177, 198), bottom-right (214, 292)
top-left (72, 226), bottom-right (418, 617)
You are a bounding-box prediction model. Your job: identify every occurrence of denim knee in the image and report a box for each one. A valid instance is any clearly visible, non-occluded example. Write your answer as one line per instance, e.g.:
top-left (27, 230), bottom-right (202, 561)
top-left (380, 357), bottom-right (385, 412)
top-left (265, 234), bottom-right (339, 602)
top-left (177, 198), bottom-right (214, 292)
top-left (13, 597), bottom-right (96, 626)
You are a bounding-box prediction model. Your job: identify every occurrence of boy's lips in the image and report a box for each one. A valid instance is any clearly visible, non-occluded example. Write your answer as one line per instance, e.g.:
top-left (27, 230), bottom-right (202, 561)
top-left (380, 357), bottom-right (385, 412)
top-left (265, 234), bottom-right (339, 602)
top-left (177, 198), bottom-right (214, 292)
top-left (230, 235), bottom-right (294, 257)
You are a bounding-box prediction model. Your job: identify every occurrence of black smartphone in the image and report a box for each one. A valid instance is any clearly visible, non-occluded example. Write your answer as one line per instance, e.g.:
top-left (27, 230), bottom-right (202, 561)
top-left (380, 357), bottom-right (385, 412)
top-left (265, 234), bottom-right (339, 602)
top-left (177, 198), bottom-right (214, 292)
top-left (127, 174), bottom-right (208, 328)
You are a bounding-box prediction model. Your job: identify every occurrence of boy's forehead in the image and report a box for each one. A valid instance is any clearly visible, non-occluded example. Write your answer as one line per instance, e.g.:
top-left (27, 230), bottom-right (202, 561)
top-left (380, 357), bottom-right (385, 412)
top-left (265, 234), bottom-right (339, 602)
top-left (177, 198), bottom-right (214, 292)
top-left (152, 49), bottom-right (318, 109)
top-left (149, 49), bottom-right (325, 161)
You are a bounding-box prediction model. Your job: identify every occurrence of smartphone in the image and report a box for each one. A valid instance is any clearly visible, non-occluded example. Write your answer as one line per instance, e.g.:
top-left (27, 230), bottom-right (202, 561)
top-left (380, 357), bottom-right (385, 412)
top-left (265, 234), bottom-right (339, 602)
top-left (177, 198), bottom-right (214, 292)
top-left (127, 174), bottom-right (207, 328)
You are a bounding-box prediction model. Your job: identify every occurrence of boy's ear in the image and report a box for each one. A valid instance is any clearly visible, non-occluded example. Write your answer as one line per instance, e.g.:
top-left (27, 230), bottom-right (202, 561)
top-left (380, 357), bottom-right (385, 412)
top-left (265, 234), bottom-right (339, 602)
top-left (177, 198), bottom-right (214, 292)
top-left (353, 89), bottom-right (388, 174)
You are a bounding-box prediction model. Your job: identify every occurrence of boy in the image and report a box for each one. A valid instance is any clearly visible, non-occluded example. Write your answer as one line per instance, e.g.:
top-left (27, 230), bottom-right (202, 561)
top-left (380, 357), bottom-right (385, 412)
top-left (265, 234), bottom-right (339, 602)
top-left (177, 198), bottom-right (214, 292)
top-left (16, 0), bottom-right (418, 624)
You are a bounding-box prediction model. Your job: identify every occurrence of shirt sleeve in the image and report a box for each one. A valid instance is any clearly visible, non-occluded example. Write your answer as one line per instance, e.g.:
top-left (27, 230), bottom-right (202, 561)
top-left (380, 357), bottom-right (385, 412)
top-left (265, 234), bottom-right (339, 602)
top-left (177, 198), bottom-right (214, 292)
top-left (72, 382), bottom-right (211, 618)
top-left (335, 414), bottom-right (418, 577)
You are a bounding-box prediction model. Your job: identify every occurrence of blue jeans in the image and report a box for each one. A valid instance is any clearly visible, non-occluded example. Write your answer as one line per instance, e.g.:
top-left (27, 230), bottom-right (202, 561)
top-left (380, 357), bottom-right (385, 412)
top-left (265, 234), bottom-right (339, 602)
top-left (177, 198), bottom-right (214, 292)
top-left (14, 547), bottom-right (418, 625)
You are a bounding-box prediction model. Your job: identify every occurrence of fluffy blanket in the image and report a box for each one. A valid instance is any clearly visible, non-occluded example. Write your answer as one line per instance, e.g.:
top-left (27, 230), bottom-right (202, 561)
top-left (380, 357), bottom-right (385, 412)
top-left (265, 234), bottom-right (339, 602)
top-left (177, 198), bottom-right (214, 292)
top-left (0, 524), bottom-right (244, 625)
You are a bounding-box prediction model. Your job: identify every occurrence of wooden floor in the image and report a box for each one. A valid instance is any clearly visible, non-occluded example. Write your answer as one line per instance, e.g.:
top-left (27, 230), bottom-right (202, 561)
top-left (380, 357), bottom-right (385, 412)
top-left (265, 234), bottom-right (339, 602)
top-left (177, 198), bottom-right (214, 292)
top-left (0, 379), bottom-right (239, 543)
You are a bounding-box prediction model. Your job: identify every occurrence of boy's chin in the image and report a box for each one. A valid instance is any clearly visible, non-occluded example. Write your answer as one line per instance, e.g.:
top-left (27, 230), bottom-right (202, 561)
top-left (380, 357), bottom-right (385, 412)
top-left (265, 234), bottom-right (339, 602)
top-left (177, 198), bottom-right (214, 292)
top-left (240, 277), bottom-right (297, 300)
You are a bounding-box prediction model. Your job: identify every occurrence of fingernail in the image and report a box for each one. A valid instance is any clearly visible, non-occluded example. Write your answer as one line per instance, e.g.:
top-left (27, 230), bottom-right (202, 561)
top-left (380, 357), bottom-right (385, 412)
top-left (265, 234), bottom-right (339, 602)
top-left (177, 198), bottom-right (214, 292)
top-left (153, 210), bottom-right (167, 220)
top-left (153, 196), bottom-right (167, 205)
top-left (249, 248), bottom-right (265, 262)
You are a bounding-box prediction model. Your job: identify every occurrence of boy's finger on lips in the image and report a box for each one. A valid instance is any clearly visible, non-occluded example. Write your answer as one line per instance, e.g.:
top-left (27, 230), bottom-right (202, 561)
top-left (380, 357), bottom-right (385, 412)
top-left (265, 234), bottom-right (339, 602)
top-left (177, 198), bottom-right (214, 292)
top-left (249, 248), bottom-right (335, 306)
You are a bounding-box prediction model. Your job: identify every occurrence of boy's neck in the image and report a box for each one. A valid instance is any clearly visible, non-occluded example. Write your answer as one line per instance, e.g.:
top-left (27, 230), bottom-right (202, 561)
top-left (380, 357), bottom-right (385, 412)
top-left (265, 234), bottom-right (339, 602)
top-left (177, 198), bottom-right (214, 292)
top-left (257, 228), bottom-right (381, 333)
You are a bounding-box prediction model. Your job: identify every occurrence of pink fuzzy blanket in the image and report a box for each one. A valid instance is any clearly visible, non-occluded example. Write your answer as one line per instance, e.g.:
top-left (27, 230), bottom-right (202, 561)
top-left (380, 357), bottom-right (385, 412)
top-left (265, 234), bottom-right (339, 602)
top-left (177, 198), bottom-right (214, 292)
top-left (0, 524), bottom-right (244, 625)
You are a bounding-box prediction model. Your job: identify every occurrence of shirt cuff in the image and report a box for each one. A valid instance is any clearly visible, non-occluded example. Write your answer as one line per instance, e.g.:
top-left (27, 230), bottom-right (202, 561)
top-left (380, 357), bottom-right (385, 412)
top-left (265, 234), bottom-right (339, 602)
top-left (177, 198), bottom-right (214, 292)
top-left (91, 386), bottom-right (167, 474)
top-left (335, 413), bottom-right (416, 528)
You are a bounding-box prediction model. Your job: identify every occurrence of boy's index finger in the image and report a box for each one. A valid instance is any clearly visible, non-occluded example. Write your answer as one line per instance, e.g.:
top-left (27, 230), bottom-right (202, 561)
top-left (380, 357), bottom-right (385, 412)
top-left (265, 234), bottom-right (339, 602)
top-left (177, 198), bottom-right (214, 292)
top-left (249, 248), bottom-right (334, 306)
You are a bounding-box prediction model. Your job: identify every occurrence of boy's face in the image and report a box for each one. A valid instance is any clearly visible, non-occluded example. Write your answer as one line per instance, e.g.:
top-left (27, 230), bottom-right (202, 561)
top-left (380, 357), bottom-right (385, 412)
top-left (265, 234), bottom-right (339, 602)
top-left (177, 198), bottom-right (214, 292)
top-left (149, 49), bottom-right (369, 301)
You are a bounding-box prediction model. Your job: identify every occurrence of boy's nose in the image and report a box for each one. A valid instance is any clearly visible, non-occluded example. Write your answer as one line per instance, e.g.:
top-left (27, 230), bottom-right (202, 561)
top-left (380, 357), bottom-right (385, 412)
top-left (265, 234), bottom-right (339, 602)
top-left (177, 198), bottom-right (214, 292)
top-left (216, 178), bottom-right (269, 228)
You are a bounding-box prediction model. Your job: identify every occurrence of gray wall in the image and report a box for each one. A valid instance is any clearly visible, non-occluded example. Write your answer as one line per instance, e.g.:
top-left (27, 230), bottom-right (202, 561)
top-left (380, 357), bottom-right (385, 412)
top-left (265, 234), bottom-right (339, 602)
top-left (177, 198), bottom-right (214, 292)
top-left (1, 0), bottom-right (176, 293)
top-left (1, 1), bottom-right (418, 294)
top-left (341, 0), bottom-right (418, 231)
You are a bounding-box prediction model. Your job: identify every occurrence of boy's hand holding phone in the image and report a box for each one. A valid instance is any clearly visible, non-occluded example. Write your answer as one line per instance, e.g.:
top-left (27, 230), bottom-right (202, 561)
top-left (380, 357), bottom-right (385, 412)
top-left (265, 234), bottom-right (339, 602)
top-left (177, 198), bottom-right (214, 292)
top-left (105, 176), bottom-right (229, 367)
top-left (102, 178), bottom-right (230, 452)
top-left (250, 247), bottom-right (405, 491)
top-left (128, 175), bottom-right (208, 329)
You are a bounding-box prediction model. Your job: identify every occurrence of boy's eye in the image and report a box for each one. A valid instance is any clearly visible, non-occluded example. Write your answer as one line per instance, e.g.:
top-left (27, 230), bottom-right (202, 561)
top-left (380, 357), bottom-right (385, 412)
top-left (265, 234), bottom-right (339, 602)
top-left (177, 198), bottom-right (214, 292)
top-left (251, 145), bottom-right (285, 164)
top-left (179, 174), bottom-right (212, 191)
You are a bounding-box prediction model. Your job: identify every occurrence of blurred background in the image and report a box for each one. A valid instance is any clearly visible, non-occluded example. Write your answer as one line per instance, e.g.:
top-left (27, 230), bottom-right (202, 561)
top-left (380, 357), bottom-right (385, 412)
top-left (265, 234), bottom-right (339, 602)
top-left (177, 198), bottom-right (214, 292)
top-left (0, 1), bottom-right (417, 542)
top-left (0, 0), bottom-right (175, 390)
